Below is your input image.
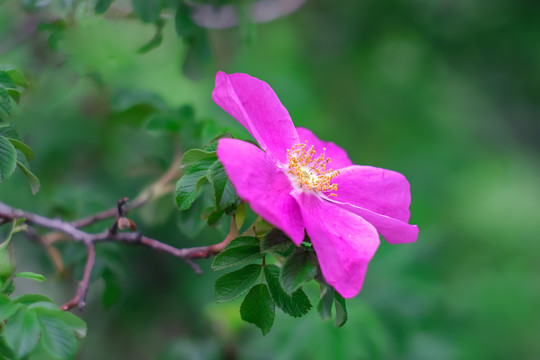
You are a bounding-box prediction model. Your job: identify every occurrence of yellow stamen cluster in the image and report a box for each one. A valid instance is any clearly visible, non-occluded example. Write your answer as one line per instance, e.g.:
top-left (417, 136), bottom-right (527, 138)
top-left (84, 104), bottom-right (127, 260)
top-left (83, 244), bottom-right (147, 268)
top-left (286, 141), bottom-right (340, 196)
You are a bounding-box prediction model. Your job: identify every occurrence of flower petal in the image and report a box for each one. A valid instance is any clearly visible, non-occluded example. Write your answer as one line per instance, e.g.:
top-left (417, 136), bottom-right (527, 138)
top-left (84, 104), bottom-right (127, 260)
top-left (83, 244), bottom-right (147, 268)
top-left (213, 72), bottom-right (299, 163)
top-left (292, 191), bottom-right (380, 298)
top-left (217, 138), bottom-right (304, 244)
top-left (330, 201), bottom-right (418, 244)
top-left (296, 127), bottom-right (353, 169)
top-left (330, 165), bottom-right (412, 222)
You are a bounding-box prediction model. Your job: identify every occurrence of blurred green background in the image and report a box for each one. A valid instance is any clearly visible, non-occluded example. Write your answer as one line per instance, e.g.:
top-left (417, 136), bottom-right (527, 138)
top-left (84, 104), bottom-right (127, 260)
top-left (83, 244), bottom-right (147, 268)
top-left (1, 0), bottom-right (540, 359)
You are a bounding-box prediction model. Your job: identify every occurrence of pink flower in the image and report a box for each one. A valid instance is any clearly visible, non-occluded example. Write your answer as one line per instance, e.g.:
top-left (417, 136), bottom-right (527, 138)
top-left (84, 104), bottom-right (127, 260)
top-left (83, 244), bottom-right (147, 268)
top-left (213, 72), bottom-right (418, 298)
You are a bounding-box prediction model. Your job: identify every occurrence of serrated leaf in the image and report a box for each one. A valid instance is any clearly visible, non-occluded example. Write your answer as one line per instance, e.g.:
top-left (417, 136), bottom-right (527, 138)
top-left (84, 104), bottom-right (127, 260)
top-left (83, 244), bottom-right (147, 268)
top-left (0, 86), bottom-right (12, 121)
top-left (94, 0), bottom-right (112, 14)
top-left (180, 149), bottom-right (216, 167)
top-left (264, 265), bottom-right (312, 318)
top-left (0, 124), bottom-right (20, 140)
top-left (240, 284), bottom-right (275, 335)
top-left (175, 158), bottom-right (215, 210)
top-left (0, 135), bottom-right (16, 181)
top-left (334, 292), bottom-right (348, 327)
top-left (317, 285), bottom-right (334, 320)
top-left (207, 160), bottom-right (237, 211)
top-left (3, 309), bottom-right (41, 359)
top-left (211, 236), bottom-right (262, 270)
top-left (0, 294), bottom-right (18, 322)
top-left (38, 312), bottom-right (78, 359)
top-left (280, 248), bottom-right (318, 294)
top-left (14, 272), bottom-right (46, 282)
top-left (261, 229), bottom-right (296, 257)
top-left (132, 0), bottom-right (160, 23)
top-left (215, 264), bottom-right (262, 302)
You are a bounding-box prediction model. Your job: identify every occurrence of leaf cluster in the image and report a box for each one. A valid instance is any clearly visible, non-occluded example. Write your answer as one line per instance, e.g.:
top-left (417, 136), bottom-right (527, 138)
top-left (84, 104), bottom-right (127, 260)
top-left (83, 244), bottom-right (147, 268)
top-left (212, 229), bottom-right (348, 334)
top-left (175, 135), bottom-right (240, 227)
top-left (0, 221), bottom-right (86, 360)
top-left (0, 67), bottom-right (39, 194)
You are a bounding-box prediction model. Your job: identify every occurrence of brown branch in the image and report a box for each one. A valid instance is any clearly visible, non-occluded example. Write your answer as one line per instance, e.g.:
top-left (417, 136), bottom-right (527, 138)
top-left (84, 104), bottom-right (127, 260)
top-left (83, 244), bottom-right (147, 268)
top-left (0, 200), bottom-right (239, 312)
top-left (60, 243), bottom-right (95, 311)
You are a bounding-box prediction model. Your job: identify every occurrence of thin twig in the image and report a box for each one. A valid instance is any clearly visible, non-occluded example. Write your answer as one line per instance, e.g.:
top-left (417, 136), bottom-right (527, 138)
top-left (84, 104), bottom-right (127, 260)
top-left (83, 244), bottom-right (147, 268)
top-left (71, 152), bottom-right (182, 228)
top-left (60, 243), bottom-right (96, 311)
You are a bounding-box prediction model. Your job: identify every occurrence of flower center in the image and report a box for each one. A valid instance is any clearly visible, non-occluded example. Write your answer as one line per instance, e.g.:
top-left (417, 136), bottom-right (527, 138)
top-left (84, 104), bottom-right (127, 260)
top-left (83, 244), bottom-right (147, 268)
top-left (286, 141), bottom-right (339, 196)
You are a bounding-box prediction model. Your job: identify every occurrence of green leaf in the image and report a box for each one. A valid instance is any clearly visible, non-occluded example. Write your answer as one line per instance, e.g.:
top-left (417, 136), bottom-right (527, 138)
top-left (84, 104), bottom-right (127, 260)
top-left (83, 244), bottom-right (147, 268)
top-left (180, 149), bottom-right (216, 167)
top-left (8, 138), bottom-right (33, 161)
top-left (211, 236), bottom-right (262, 270)
top-left (0, 86), bottom-right (12, 121)
top-left (38, 312), bottom-right (78, 359)
top-left (131, 0), bottom-right (161, 23)
top-left (0, 236), bottom-right (15, 282)
top-left (0, 66), bottom-right (28, 88)
top-left (16, 154), bottom-right (40, 194)
top-left (34, 308), bottom-right (87, 339)
top-left (264, 265), bottom-right (312, 318)
top-left (138, 19), bottom-right (165, 54)
top-left (0, 135), bottom-right (16, 181)
top-left (279, 248), bottom-right (318, 294)
top-left (0, 294), bottom-right (18, 322)
top-left (207, 160), bottom-right (237, 211)
top-left (13, 294), bottom-right (54, 305)
top-left (333, 292), bottom-right (348, 327)
top-left (175, 158), bottom-right (215, 210)
top-left (317, 285), bottom-right (334, 320)
top-left (240, 284), bottom-right (275, 335)
top-left (3, 309), bottom-right (41, 359)
top-left (14, 272), bottom-right (46, 282)
top-left (94, 0), bottom-right (112, 14)
top-left (215, 264), bottom-right (262, 302)
top-left (0, 337), bottom-right (15, 359)
top-left (261, 229), bottom-right (296, 257)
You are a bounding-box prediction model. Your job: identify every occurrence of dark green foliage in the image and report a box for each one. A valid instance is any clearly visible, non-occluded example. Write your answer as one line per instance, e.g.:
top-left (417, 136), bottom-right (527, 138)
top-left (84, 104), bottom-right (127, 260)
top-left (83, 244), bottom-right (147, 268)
top-left (279, 247), bottom-right (318, 294)
top-left (240, 284), bottom-right (275, 335)
top-left (211, 236), bottom-right (262, 270)
top-left (215, 264), bottom-right (262, 302)
top-left (261, 229), bottom-right (296, 258)
top-left (0, 136), bottom-right (16, 182)
top-left (264, 265), bottom-right (311, 318)
top-left (176, 139), bottom-right (239, 225)
top-left (0, 68), bottom-right (38, 193)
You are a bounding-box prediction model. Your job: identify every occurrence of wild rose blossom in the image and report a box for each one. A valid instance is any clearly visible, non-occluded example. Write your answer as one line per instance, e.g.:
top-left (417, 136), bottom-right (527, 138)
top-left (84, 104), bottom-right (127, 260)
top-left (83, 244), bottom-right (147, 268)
top-left (213, 72), bottom-right (418, 298)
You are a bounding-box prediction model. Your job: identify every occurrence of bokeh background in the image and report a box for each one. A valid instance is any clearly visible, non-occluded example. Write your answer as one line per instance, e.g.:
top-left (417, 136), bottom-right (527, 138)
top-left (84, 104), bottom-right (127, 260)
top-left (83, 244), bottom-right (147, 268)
top-left (1, 0), bottom-right (540, 359)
